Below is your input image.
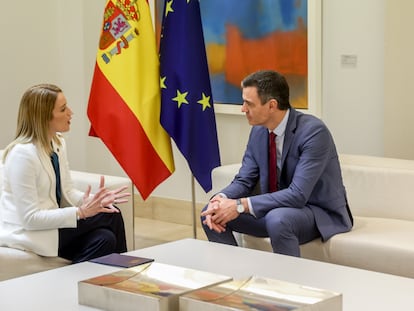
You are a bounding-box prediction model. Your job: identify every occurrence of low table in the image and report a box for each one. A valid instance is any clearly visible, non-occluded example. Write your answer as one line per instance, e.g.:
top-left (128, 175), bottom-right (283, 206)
top-left (1, 238), bottom-right (413, 310)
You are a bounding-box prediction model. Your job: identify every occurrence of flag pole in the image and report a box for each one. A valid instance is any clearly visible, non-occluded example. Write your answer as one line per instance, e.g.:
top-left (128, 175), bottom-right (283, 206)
top-left (191, 175), bottom-right (197, 239)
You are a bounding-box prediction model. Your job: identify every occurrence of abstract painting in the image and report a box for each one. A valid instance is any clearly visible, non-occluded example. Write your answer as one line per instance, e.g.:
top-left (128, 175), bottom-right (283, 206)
top-left (156, 0), bottom-right (308, 108)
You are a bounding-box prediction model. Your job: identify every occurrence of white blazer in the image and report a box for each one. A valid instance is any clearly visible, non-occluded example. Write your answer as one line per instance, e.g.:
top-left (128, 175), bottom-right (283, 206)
top-left (0, 137), bottom-right (84, 256)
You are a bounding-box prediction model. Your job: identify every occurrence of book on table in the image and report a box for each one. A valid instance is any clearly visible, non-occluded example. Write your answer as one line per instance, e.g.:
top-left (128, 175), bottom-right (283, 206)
top-left (179, 275), bottom-right (342, 311)
top-left (89, 253), bottom-right (154, 268)
top-left (78, 262), bottom-right (232, 311)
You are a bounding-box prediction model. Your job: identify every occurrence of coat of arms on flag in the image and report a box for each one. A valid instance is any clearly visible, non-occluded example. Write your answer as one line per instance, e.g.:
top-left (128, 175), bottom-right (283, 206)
top-left (98, 1), bottom-right (140, 63)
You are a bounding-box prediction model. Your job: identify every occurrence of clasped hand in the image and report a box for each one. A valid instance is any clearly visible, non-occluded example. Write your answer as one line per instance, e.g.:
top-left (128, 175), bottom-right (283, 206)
top-left (79, 176), bottom-right (130, 218)
top-left (201, 195), bottom-right (239, 233)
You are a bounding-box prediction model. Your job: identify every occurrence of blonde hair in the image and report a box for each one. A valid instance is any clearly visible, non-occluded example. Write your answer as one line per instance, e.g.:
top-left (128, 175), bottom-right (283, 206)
top-left (3, 84), bottom-right (63, 162)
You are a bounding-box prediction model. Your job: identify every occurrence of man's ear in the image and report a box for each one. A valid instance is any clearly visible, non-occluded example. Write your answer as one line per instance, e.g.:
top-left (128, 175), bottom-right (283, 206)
top-left (269, 98), bottom-right (278, 110)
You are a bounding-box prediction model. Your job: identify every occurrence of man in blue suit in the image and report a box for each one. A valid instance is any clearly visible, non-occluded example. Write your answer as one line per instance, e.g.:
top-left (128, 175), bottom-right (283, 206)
top-left (201, 70), bottom-right (353, 257)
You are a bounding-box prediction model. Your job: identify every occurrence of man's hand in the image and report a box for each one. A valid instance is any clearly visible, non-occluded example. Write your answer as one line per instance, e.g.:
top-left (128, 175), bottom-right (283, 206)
top-left (201, 196), bottom-right (239, 233)
top-left (201, 195), bottom-right (226, 233)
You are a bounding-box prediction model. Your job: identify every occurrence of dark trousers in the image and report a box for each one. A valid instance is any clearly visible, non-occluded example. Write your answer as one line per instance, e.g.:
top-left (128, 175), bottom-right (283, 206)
top-left (201, 204), bottom-right (320, 257)
top-left (58, 210), bottom-right (127, 263)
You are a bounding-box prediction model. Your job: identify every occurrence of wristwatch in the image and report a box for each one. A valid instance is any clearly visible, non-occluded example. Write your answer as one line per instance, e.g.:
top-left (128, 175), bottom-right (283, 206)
top-left (236, 199), bottom-right (244, 213)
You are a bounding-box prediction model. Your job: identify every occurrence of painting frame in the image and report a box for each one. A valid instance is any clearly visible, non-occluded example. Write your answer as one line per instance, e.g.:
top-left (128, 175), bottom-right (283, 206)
top-left (152, 0), bottom-right (322, 117)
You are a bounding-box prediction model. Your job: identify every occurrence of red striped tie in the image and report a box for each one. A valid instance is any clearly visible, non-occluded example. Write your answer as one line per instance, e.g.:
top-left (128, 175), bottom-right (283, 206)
top-left (268, 132), bottom-right (277, 192)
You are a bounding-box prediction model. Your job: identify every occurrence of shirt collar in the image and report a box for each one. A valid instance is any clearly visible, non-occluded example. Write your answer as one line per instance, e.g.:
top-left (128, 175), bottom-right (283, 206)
top-left (271, 108), bottom-right (290, 137)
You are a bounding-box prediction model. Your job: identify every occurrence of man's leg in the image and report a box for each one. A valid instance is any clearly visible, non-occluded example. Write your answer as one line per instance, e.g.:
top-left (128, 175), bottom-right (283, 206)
top-left (264, 206), bottom-right (320, 257)
top-left (201, 204), bottom-right (268, 246)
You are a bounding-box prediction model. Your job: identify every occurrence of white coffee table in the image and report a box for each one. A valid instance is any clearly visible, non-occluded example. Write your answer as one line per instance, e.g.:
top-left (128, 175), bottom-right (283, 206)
top-left (0, 238), bottom-right (413, 310)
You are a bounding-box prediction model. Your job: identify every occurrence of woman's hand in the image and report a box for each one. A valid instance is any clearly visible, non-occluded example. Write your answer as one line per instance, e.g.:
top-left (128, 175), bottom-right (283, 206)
top-left (78, 176), bottom-right (131, 219)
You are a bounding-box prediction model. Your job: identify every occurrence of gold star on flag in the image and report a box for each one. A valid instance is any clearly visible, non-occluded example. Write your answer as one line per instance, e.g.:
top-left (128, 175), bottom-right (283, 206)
top-left (160, 76), bottom-right (167, 89)
top-left (197, 93), bottom-right (211, 111)
top-left (173, 90), bottom-right (189, 108)
top-left (165, 0), bottom-right (174, 17)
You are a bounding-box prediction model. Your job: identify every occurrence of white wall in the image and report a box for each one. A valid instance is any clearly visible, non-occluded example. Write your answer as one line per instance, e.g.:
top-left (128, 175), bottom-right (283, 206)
top-left (0, 0), bottom-right (60, 146)
top-left (0, 0), bottom-right (393, 203)
top-left (322, 0), bottom-right (385, 156)
top-left (384, 0), bottom-right (414, 160)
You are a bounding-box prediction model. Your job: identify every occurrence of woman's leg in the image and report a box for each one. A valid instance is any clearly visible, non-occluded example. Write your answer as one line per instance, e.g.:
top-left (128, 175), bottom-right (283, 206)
top-left (58, 211), bottom-right (127, 263)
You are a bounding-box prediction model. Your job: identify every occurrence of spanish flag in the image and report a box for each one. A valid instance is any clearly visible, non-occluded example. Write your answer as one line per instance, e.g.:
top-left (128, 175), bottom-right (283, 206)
top-left (87, 0), bottom-right (174, 199)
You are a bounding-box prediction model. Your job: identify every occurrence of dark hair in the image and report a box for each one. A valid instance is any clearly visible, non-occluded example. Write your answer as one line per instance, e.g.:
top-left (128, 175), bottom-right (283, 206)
top-left (241, 70), bottom-right (290, 110)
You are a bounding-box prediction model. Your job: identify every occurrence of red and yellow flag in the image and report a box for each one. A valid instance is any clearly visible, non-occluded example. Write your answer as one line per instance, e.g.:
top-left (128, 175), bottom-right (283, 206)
top-left (87, 0), bottom-right (174, 199)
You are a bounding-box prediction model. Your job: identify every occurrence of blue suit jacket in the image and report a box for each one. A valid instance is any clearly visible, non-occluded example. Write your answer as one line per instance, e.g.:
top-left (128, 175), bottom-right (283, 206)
top-left (221, 108), bottom-right (353, 241)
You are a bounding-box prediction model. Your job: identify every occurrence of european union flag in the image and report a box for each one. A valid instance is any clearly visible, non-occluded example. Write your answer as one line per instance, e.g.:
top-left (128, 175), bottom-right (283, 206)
top-left (160, 0), bottom-right (221, 192)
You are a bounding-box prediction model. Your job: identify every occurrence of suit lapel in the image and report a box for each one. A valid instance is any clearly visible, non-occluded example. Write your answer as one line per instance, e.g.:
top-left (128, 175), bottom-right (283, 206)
top-left (281, 108), bottom-right (298, 167)
top-left (258, 127), bottom-right (269, 164)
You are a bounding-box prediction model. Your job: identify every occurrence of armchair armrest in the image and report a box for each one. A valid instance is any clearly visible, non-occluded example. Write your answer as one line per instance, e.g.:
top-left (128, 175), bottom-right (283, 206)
top-left (211, 164), bottom-right (241, 194)
top-left (70, 170), bottom-right (135, 251)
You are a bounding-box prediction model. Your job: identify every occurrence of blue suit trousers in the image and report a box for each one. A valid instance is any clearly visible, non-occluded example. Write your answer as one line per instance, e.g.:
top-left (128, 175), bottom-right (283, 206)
top-left (201, 204), bottom-right (320, 257)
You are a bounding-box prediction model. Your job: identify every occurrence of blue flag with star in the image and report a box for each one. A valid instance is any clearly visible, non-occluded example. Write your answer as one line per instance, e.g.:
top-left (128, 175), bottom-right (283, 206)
top-left (160, 0), bottom-right (221, 192)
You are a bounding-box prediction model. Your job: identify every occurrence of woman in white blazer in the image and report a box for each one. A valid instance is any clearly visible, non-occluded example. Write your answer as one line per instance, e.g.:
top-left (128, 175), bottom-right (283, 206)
top-left (0, 84), bottom-right (130, 263)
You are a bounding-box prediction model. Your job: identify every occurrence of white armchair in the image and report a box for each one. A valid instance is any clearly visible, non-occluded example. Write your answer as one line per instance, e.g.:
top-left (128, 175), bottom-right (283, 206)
top-left (0, 151), bottom-right (134, 281)
top-left (211, 154), bottom-right (414, 278)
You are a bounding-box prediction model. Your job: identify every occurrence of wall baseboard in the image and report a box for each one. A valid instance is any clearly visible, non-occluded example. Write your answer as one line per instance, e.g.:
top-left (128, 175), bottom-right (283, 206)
top-left (134, 195), bottom-right (205, 228)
